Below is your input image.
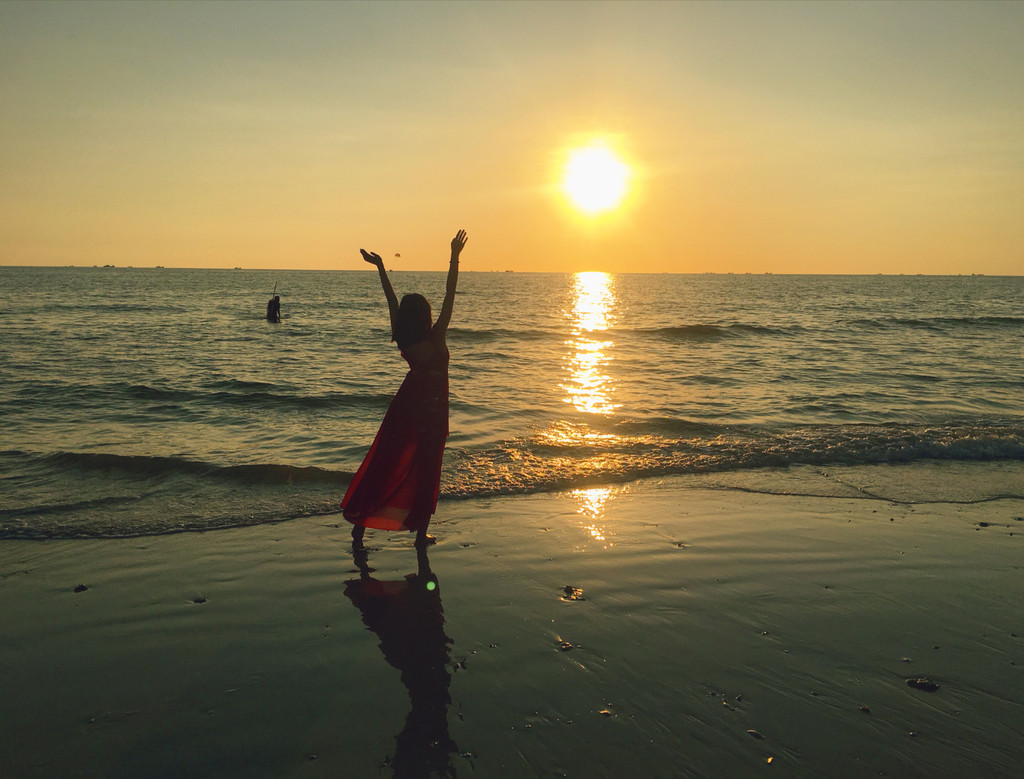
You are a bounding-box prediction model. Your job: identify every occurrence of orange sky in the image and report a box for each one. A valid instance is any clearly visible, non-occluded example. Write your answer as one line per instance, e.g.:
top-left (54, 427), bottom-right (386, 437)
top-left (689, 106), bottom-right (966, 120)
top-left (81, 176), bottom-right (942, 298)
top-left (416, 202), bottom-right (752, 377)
top-left (2, 1), bottom-right (1022, 274)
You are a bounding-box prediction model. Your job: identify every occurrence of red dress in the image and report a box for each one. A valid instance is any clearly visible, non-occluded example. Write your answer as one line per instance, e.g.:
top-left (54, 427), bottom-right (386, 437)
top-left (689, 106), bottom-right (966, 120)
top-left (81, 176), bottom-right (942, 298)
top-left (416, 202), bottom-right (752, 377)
top-left (342, 338), bottom-right (449, 531)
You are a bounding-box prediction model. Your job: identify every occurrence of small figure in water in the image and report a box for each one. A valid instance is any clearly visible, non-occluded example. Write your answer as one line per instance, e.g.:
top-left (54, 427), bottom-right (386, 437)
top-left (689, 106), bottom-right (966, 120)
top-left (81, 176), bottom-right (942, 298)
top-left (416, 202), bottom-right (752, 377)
top-left (266, 295), bottom-right (281, 322)
top-left (342, 230), bottom-right (468, 549)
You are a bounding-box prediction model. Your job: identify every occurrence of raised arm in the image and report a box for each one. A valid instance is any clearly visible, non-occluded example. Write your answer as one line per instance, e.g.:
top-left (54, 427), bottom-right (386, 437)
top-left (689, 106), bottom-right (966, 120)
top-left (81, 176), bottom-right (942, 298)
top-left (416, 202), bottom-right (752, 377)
top-left (361, 249), bottom-right (400, 334)
top-left (433, 229), bottom-right (467, 335)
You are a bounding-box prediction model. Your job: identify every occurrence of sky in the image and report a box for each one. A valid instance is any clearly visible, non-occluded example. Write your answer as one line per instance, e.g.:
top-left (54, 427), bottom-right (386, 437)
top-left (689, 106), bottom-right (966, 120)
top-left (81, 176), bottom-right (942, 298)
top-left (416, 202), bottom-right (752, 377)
top-left (2, 1), bottom-right (1022, 274)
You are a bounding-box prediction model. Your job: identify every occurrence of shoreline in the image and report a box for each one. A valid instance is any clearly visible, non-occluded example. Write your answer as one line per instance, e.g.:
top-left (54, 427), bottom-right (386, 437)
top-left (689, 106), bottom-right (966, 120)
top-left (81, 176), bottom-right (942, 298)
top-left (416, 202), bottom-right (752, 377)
top-left (2, 474), bottom-right (1022, 777)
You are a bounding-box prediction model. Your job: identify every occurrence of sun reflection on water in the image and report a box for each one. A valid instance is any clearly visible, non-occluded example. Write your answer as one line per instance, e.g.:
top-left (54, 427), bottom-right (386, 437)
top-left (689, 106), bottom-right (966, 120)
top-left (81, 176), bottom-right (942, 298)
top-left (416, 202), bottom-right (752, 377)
top-left (570, 486), bottom-right (614, 545)
top-left (562, 272), bottom-right (619, 416)
top-left (544, 273), bottom-right (625, 545)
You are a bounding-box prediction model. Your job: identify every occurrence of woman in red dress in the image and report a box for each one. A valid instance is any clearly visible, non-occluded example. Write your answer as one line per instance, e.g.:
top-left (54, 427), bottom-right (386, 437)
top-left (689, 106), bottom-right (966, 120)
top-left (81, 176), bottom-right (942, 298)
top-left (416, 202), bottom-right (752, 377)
top-left (342, 230), bottom-right (468, 548)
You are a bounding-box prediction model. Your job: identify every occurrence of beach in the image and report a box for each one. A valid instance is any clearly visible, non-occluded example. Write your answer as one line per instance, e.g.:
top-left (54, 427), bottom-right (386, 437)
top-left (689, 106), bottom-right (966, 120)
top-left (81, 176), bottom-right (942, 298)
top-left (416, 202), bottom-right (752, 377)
top-left (3, 464), bottom-right (1022, 778)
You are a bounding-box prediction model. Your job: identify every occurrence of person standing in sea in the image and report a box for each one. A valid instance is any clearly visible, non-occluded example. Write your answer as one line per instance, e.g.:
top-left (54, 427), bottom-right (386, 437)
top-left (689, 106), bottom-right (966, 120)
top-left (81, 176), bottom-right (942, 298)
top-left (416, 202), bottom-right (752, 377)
top-left (266, 294), bottom-right (281, 322)
top-left (342, 230), bottom-right (468, 549)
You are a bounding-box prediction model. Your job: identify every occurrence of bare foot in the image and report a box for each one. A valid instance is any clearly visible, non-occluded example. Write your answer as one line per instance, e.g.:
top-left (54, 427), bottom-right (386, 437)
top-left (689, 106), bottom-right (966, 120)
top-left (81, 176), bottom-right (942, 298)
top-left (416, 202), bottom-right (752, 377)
top-left (351, 545), bottom-right (370, 574)
top-left (414, 532), bottom-right (436, 548)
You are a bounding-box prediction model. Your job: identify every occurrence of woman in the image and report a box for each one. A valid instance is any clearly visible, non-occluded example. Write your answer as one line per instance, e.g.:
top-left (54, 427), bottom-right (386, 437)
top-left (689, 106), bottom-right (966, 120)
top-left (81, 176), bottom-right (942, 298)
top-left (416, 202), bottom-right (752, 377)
top-left (342, 230), bottom-right (468, 548)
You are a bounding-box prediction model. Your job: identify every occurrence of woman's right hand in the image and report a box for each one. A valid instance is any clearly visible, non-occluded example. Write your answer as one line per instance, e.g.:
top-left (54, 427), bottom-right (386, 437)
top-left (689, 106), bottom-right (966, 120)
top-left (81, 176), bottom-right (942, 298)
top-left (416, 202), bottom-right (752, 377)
top-left (450, 229), bottom-right (468, 257)
top-left (360, 249), bottom-right (383, 267)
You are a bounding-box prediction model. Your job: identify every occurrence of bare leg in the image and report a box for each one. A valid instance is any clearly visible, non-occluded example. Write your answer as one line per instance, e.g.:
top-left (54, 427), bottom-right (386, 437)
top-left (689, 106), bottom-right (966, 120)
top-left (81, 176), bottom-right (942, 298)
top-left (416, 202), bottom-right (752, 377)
top-left (351, 523), bottom-right (365, 550)
top-left (411, 435), bottom-right (443, 549)
top-left (352, 543), bottom-right (371, 576)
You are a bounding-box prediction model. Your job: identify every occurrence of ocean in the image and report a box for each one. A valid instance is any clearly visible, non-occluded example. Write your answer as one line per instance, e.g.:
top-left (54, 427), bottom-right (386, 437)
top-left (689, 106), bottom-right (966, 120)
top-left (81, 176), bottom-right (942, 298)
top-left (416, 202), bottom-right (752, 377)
top-left (2, 267), bottom-right (1022, 539)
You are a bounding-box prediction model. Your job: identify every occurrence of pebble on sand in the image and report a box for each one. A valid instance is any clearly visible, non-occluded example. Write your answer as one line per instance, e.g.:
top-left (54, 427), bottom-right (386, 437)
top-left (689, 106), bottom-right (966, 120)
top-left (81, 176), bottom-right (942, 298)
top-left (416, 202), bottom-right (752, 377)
top-left (73, 584), bottom-right (88, 593)
top-left (561, 586), bottom-right (585, 601)
top-left (906, 677), bottom-right (940, 692)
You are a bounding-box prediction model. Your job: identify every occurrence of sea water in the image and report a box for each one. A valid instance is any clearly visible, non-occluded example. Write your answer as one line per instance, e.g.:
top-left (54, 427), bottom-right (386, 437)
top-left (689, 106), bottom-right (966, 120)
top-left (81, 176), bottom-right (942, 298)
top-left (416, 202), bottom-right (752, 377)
top-left (1, 267), bottom-right (1021, 538)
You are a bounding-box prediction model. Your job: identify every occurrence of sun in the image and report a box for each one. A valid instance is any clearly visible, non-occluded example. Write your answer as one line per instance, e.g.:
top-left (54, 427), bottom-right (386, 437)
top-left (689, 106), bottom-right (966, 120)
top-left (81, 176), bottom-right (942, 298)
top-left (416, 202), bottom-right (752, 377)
top-left (563, 145), bottom-right (630, 215)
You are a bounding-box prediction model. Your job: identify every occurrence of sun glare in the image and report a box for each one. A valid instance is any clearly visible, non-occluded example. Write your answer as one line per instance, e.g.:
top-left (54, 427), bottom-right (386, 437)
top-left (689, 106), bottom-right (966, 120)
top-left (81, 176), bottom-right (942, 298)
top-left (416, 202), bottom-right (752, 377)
top-left (562, 272), bottom-right (619, 415)
top-left (563, 145), bottom-right (629, 215)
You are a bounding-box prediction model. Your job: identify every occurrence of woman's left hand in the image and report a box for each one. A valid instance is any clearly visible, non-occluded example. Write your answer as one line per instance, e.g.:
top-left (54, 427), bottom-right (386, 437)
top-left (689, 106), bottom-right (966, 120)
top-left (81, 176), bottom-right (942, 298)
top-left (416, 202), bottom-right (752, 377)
top-left (361, 249), bottom-right (384, 267)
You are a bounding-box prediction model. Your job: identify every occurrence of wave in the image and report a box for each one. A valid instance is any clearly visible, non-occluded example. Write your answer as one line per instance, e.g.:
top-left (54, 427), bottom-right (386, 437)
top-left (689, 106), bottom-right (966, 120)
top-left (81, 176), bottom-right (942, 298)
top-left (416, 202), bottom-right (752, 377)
top-left (451, 322), bottom-right (798, 343)
top-left (4, 381), bottom-right (395, 413)
top-left (442, 422), bottom-right (1024, 499)
top-left (449, 326), bottom-right (559, 343)
top-left (850, 315), bottom-right (1024, 331)
top-left (635, 323), bottom-right (796, 341)
top-left (4, 421), bottom-right (1021, 539)
top-left (125, 384), bottom-right (384, 412)
top-left (0, 505), bottom-right (340, 541)
top-left (34, 451), bottom-right (354, 485)
top-left (34, 301), bottom-right (191, 314)
top-left (0, 494), bottom-right (141, 519)
top-left (609, 417), bottom-right (730, 436)
top-left (0, 450), bottom-right (354, 539)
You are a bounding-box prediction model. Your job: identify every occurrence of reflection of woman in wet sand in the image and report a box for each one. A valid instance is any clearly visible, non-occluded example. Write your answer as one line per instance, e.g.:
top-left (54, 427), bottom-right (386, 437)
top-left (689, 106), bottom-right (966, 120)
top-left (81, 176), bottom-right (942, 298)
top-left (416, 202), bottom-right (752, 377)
top-left (342, 230), bottom-right (468, 549)
top-left (344, 547), bottom-right (457, 777)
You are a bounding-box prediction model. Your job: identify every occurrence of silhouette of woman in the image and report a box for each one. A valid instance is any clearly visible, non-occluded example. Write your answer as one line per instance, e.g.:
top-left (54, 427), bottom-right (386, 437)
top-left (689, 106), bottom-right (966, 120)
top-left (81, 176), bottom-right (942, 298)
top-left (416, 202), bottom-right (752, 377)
top-left (344, 546), bottom-right (458, 777)
top-left (342, 230), bottom-right (468, 548)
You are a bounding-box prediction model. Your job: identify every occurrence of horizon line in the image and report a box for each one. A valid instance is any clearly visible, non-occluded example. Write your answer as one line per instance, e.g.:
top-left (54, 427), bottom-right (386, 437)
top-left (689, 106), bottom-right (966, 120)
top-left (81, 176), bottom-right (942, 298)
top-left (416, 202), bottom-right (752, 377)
top-left (1, 265), bottom-right (1019, 278)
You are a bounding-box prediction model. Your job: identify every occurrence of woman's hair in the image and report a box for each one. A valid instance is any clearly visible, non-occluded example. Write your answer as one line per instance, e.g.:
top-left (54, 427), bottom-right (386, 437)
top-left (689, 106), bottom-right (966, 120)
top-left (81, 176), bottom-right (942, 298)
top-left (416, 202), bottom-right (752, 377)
top-left (393, 293), bottom-right (433, 350)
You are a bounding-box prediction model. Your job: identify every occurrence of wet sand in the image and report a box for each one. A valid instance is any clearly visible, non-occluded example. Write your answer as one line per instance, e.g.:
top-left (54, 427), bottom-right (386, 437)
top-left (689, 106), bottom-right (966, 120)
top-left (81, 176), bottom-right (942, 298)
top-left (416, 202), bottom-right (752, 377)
top-left (2, 471), bottom-right (1022, 778)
